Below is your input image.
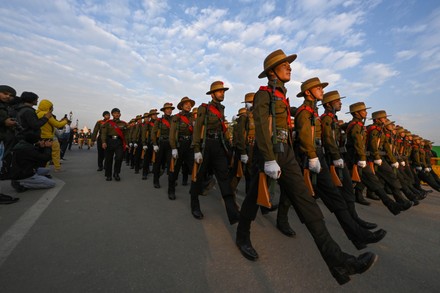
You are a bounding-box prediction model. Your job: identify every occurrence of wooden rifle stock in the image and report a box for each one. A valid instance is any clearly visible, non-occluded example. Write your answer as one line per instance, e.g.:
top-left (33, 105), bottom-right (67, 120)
top-left (141, 149), bottom-right (145, 159)
top-left (152, 151), bottom-right (156, 163)
top-left (304, 169), bottom-right (315, 197)
top-left (170, 157), bottom-right (175, 172)
top-left (330, 165), bottom-right (343, 187)
top-left (236, 160), bottom-right (244, 177)
top-left (192, 162), bottom-right (198, 182)
top-left (368, 161), bottom-right (376, 174)
top-left (257, 172), bottom-right (271, 208)
top-left (352, 164), bottom-right (361, 182)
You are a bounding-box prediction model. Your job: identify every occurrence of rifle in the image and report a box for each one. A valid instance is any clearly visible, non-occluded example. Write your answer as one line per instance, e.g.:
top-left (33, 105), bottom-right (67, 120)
top-left (352, 164), bottom-right (361, 182)
top-left (236, 160), bottom-right (244, 177)
top-left (330, 165), bottom-right (343, 187)
top-left (257, 172), bottom-right (271, 208)
top-left (170, 157), bottom-right (175, 172)
top-left (191, 162), bottom-right (198, 182)
top-left (151, 151), bottom-right (156, 163)
top-left (303, 157), bottom-right (316, 197)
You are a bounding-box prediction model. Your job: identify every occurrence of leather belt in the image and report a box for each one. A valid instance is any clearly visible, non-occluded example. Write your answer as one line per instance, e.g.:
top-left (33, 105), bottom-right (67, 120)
top-left (108, 135), bottom-right (119, 140)
top-left (179, 135), bottom-right (192, 140)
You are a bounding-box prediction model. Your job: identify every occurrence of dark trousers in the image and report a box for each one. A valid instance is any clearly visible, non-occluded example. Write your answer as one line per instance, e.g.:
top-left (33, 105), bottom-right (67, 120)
top-left (376, 160), bottom-right (409, 202)
top-left (238, 143), bottom-right (350, 269)
top-left (96, 137), bottom-right (105, 169)
top-left (142, 143), bottom-right (153, 176)
top-left (104, 138), bottom-right (124, 177)
top-left (133, 142), bottom-right (143, 172)
top-left (417, 169), bottom-right (440, 191)
top-left (168, 139), bottom-right (193, 194)
top-left (190, 138), bottom-right (239, 223)
top-left (153, 139), bottom-right (171, 184)
top-left (59, 138), bottom-right (68, 159)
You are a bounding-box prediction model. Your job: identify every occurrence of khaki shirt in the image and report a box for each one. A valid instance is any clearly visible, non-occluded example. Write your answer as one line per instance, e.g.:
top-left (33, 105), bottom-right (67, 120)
top-left (295, 99), bottom-right (320, 159)
top-left (346, 117), bottom-right (367, 161)
top-left (100, 119), bottom-right (128, 144)
top-left (169, 111), bottom-right (193, 149)
top-left (192, 101), bottom-right (225, 153)
top-left (382, 130), bottom-right (397, 163)
top-left (151, 115), bottom-right (172, 145)
top-left (321, 110), bottom-right (342, 161)
top-left (366, 122), bottom-right (385, 161)
top-left (91, 119), bottom-right (108, 141)
top-left (141, 119), bottom-right (155, 145)
top-left (253, 80), bottom-right (291, 162)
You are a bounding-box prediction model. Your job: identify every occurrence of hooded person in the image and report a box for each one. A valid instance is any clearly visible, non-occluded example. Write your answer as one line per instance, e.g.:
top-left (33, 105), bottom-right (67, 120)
top-left (16, 92), bottom-right (52, 140)
top-left (36, 99), bottom-right (68, 171)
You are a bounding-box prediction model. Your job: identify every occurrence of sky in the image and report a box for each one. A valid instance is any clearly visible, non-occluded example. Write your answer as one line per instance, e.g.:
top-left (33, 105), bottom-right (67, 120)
top-left (1, 0), bottom-right (440, 143)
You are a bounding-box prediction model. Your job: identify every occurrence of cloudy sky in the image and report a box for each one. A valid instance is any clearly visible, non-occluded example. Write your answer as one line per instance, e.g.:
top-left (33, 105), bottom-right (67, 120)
top-left (1, 0), bottom-right (440, 142)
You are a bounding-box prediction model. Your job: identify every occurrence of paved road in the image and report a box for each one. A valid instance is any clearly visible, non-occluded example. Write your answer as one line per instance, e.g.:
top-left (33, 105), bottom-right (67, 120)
top-left (0, 147), bottom-right (439, 292)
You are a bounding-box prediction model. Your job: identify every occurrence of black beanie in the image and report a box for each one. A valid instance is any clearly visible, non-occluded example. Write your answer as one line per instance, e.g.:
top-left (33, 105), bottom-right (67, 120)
top-left (20, 92), bottom-right (39, 103)
top-left (111, 108), bottom-right (120, 113)
top-left (0, 85), bottom-right (16, 96)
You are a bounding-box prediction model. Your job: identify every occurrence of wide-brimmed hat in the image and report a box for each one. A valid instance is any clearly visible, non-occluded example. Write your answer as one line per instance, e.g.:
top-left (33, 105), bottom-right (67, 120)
top-left (135, 114), bottom-right (142, 120)
top-left (296, 77), bottom-right (329, 97)
top-left (384, 119), bottom-right (395, 127)
top-left (321, 90), bottom-right (346, 105)
top-left (346, 102), bottom-right (371, 114)
top-left (206, 81), bottom-right (229, 95)
top-left (242, 92), bottom-right (255, 104)
top-left (177, 96), bottom-right (195, 110)
top-left (258, 49), bottom-right (297, 79)
top-left (142, 112), bottom-right (149, 118)
top-left (147, 108), bottom-right (159, 117)
top-left (237, 108), bottom-right (247, 116)
top-left (370, 110), bottom-right (391, 120)
top-left (160, 102), bottom-right (175, 111)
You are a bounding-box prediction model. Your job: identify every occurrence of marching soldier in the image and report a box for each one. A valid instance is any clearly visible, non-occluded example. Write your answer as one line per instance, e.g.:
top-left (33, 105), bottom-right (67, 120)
top-left (131, 115), bottom-right (143, 174)
top-left (78, 129), bottom-right (85, 149)
top-left (151, 103), bottom-right (174, 188)
top-left (168, 97), bottom-right (195, 200)
top-left (91, 110), bottom-right (110, 171)
top-left (295, 79), bottom-right (385, 249)
top-left (125, 118), bottom-right (135, 166)
top-left (191, 81), bottom-right (240, 224)
top-left (101, 108), bottom-right (128, 181)
top-left (141, 109), bottom-right (158, 180)
top-left (345, 103), bottom-right (405, 215)
top-left (366, 111), bottom-right (414, 208)
top-left (230, 107), bottom-right (249, 193)
top-left (236, 49), bottom-right (377, 285)
top-left (412, 136), bottom-right (440, 191)
top-left (321, 91), bottom-right (378, 228)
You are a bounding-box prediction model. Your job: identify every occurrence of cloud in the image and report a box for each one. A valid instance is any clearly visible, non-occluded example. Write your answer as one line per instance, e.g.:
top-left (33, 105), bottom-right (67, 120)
top-left (362, 63), bottom-right (399, 84)
top-left (395, 50), bottom-right (416, 61)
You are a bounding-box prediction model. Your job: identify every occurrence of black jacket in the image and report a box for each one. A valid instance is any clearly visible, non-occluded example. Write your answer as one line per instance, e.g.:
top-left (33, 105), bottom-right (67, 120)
top-left (10, 140), bottom-right (51, 180)
top-left (16, 104), bottom-right (48, 138)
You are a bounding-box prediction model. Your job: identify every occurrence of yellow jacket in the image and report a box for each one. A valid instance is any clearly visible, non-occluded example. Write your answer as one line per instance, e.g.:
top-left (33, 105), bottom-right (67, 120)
top-left (36, 99), bottom-right (68, 139)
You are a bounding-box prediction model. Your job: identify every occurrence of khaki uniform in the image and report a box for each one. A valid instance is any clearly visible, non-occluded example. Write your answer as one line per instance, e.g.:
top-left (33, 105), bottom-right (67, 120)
top-left (101, 119), bottom-right (128, 178)
top-left (151, 115), bottom-right (173, 187)
top-left (91, 119), bottom-right (108, 169)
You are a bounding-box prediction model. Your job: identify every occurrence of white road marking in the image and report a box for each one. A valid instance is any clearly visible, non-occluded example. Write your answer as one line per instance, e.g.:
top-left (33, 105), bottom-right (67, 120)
top-left (0, 179), bottom-right (65, 267)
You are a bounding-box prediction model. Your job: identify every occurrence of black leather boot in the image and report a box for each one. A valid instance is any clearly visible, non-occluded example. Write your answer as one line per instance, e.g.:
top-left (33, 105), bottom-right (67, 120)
top-left (355, 189), bottom-right (370, 205)
top-left (236, 219), bottom-right (258, 261)
top-left (330, 252), bottom-right (378, 285)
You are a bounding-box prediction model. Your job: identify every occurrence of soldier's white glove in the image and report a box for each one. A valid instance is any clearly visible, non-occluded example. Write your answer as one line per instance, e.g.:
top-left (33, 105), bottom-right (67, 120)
top-left (400, 161), bottom-right (406, 167)
top-left (143, 145), bottom-right (148, 150)
top-left (240, 154), bottom-right (249, 164)
top-left (194, 152), bottom-right (203, 164)
top-left (134, 143), bottom-right (138, 148)
top-left (333, 158), bottom-right (344, 168)
top-left (424, 168), bottom-right (431, 172)
top-left (374, 159), bottom-right (382, 166)
top-left (172, 149), bottom-right (178, 159)
top-left (415, 166), bottom-right (422, 171)
top-left (357, 161), bottom-right (367, 168)
top-left (264, 160), bottom-right (281, 179)
top-left (391, 162), bottom-right (399, 168)
top-left (308, 157), bottom-right (321, 173)
top-left (153, 145), bottom-right (159, 152)
top-left (129, 143), bottom-right (133, 147)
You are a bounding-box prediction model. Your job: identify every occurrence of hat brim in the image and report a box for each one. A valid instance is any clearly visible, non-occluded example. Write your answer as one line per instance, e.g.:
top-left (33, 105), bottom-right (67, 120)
top-left (296, 82), bottom-right (329, 97)
top-left (345, 106), bottom-right (371, 114)
top-left (160, 106), bottom-right (175, 111)
top-left (318, 96), bottom-right (346, 107)
top-left (206, 87), bottom-right (229, 95)
top-left (369, 114), bottom-right (392, 120)
top-left (177, 99), bottom-right (195, 110)
top-left (258, 54), bottom-right (297, 79)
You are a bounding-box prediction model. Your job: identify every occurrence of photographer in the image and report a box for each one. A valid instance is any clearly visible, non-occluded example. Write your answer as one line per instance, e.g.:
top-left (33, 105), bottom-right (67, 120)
top-left (16, 92), bottom-right (52, 139)
top-left (0, 85), bottom-right (19, 204)
top-left (10, 133), bottom-right (55, 192)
